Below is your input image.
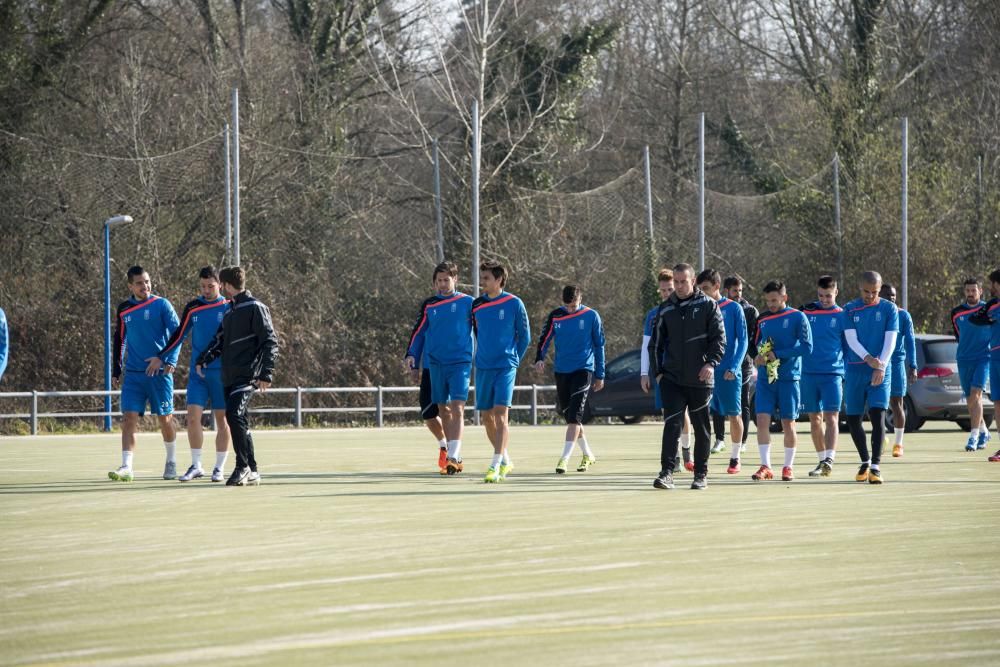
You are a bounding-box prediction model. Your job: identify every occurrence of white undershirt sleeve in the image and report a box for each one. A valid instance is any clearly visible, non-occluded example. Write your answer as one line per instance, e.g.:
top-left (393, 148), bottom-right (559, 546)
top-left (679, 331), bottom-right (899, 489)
top-left (878, 331), bottom-right (897, 367)
top-left (843, 329), bottom-right (870, 362)
top-left (641, 334), bottom-right (651, 376)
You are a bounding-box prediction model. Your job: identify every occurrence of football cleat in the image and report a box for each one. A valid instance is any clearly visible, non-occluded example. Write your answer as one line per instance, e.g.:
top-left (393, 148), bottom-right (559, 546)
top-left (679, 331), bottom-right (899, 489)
top-left (210, 467), bottom-right (225, 482)
top-left (751, 465), bottom-right (774, 481)
top-left (965, 436), bottom-right (977, 452)
top-left (988, 449), bottom-right (1000, 462)
top-left (245, 471), bottom-right (260, 486)
top-left (446, 458), bottom-right (464, 475)
top-left (868, 467), bottom-right (883, 485)
top-left (498, 463), bottom-right (513, 481)
top-left (653, 471), bottom-right (675, 489)
top-left (820, 459), bottom-right (833, 477)
top-left (178, 465), bottom-right (204, 482)
top-left (892, 444), bottom-right (903, 458)
top-left (977, 430), bottom-right (991, 450)
top-left (226, 467), bottom-right (251, 486)
top-left (726, 459), bottom-right (741, 474)
top-left (807, 462), bottom-right (825, 477)
top-left (484, 466), bottom-right (500, 483)
top-left (576, 455), bottom-right (596, 472)
top-left (163, 460), bottom-right (178, 480)
top-left (438, 447), bottom-right (448, 473)
top-left (855, 463), bottom-right (870, 482)
top-left (710, 440), bottom-right (726, 454)
top-left (781, 466), bottom-right (794, 482)
top-left (555, 457), bottom-right (569, 474)
top-left (691, 474), bottom-right (707, 490)
top-left (108, 466), bottom-right (133, 482)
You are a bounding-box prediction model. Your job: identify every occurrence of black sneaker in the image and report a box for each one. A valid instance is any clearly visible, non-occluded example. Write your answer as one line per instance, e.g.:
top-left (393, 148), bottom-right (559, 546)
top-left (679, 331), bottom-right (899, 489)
top-left (226, 466), bottom-right (250, 486)
top-left (807, 461), bottom-right (825, 477)
top-left (653, 471), bottom-right (675, 489)
top-left (691, 474), bottom-right (707, 490)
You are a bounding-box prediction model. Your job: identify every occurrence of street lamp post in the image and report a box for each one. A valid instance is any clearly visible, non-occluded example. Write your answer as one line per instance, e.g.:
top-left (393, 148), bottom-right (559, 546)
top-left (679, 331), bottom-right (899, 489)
top-left (103, 215), bottom-right (133, 432)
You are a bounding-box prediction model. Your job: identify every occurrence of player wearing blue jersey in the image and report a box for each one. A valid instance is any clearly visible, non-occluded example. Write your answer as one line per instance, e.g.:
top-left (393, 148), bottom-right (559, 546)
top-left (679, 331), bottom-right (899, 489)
top-left (843, 271), bottom-right (898, 484)
top-left (405, 261), bottom-right (475, 475)
top-left (696, 270), bottom-right (747, 472)
top-left (534, 285), bottom-right (606, 473)
top-left (473, 261), bottom-right (531, 483)
top-left (800, 276), bottom-right (845, 478)
top-left (751, 281), bottom-right (812, 482)
top-left (951, 276), bottom-right (992, 452)
top-left (879, 283), bottom-right (917, 458)
top-left (0, 305), bottom-right (7, 383)
top-left (146, 267), bottom-right (231, 483)
top-left (970, 269), bottom-right (1000, 462)
top-left (641, 269), bottom-right (693, 469)
top-left (108, 266), bottom-right (181, 482)
top-left (724, 276), bottom-right (759, 454)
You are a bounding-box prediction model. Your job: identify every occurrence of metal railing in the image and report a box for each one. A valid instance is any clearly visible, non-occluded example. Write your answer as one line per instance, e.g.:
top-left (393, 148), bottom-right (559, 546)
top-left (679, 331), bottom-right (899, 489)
top-left (0, 385), bottom-right (559, 435)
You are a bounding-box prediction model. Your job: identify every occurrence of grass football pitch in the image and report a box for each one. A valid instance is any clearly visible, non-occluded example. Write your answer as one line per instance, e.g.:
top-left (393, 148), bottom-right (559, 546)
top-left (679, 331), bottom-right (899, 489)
top-left (2, 422), bottom-right (999, 666)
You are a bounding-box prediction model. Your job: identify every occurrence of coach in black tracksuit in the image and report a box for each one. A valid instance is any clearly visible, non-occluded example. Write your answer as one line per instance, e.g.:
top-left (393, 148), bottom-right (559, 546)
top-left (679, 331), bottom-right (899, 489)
top-left (649, 263), bottom-right (725, 490)
top-left (197, 266), bottom-right (279, 486)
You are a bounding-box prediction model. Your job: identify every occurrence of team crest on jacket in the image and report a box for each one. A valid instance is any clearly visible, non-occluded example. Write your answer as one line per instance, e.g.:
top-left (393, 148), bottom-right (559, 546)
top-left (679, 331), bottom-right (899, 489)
top-left (783, 319), bottom-right (789, 328)
top-left (144, 310), bottom-right (150, 320)
top-left (579, 319), bottom-right (585, 329)
top-left (876, 312), bottom-right (882, 321)
top-left (499, 310), bottom-right (505, 320)
top-left (451, 303), bottom-right (457, 313)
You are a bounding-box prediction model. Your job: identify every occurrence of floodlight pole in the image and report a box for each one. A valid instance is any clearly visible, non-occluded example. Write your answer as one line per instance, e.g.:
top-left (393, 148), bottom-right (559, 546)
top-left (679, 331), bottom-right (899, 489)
top-left (433, 138), bottom-right (444, 262)
top-left (232, 87), bottom-right (241, 266)
top-left (901, 117), bottom-right (909, 310)
top-left (224, 123), bottom-right (232, 263)
top-left (698, 112), bottom-right (705, 271)
top-left (471, 100), bottom-right (480, 298)
top-left (643, 145), bottom-right (655, 244)
top-left (104, 215), bottom-right (134, 432)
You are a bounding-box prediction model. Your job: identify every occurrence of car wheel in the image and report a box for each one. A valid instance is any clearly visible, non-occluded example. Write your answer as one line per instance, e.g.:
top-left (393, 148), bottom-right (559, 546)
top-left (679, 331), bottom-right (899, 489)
top-left (620, 415), bottom-right (644, 425)
top-left (956, 419), bottom-right (971, 432)
top-left (903, 397), bottom-right (921, 433)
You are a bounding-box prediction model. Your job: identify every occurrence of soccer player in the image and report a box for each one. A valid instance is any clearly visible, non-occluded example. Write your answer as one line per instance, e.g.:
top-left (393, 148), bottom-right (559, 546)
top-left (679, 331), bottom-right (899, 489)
top-left (196, 266), bottom-right (278, 487)
top-left (879, 283), bottom-right (917, 457)
top-left (641, 269), bottom-right (692, 470)
top-left (800, 276), bottom-right (845, 477)
top-left (649, 263), bottom-right (725, 491)
top-left (723, 275), bottom-right (759, 454)
top-left (843, 270), bottom-right (898, 484)
top-left (696, 270), bottom-right (747, 473)
top-left (404, 261), bottom-right (475, 475)
top-left (970, 269), bottom-right (1000, 461)
top-left (534, 285), bottom-right (606, 473)
top-left (146, 266), bottom-right (231, 483)
top-left (472, 261), bottom-right (530, 483)
top-left (0, 305), bottom-right (7, 383)
top-left (951, 277), bottom-right (992, 451)
top-left (751, 281), bottom-right (812, 482)
top-left (108, 266), bottom-right (181, 482)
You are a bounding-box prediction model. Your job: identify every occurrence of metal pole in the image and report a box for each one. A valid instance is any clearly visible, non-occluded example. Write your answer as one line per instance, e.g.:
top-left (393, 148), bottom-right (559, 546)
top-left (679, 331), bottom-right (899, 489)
top-left (833, 153), bottom-right (843, 286)
top-left (295, 386), bottom-right (303, 428)
top-left (232, 88), bottom-right (241, 266)
top-left (531, 385), bottom-right (538, 426)
top-left (643, 145), bottom-right (655, 243)
top-left (977, 153), bottom-right (984, 267)
top-left (901, 117), bottom-right (909, 310)
top-left (103, 222), bottom-right (112, 432)
top-left (31, 390), bottom-right (38, 435)
top-left (433, 138), bottom-right (444, 262)
top-left (698, 112), bottom-right (705, 271)
top-left (471, 100), bottom-right (480, 296)
top-left (224, 123), bottom-right (232, 263)
top-left (375, 386), bottom-right (384, 427)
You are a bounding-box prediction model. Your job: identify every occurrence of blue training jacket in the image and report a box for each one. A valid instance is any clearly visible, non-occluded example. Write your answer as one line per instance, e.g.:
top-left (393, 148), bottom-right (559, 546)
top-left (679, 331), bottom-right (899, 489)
top-left (893, 308), bottom-right (917, 368)
top-left (534, 305), bottom-right (606, 378)
top-left (843, 297), bottom-right (898, 370)
top-left (970, 298), bottom-right (1000, 355)
top-left (717, 297), bottom-right (748, 377)
top-left (801, 302), bottom-right (845, 376)
top-left (951, 301), bottom-right (991, 362)
top-left (158, 296), bottom-right (229, 370)
top-left (755, 306), bottom-right (812, 381)
top-left (405, 292), bottom-right (475, 366)
top-left (472, 291), bottom-right (531, 370)
top-left (113, 295), bottom-right (180, 376)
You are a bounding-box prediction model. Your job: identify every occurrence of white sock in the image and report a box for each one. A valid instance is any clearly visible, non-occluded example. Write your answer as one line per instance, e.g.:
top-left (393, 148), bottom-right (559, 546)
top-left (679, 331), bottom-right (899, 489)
top-left (447, 440), bottom-right (461, 460)
top-left (817, 451), bottom-right (826, 462)
top-left (732, 444), bottom-right (741, 462)
top-left (970, 426), bottom-right (980, 439)
top-left (215, 451), bottom-right (228, 471)
top-left (561, 441), bottom-right (575, 459)
top-left (438, 439), bottom-right (447, 449)
top-left (680, 433), bottom-right (690, 448)
top-left (491, 453), bottom-right (503, 468)
top-left (758, 443), bottom-right (771, 468)
top-left (825, 448), bottom-right (836, 461)
top-left (191, 448), bottom-right (202, 469)
top-left (121, 450), bottom-right (134, 469)
top-left (784, 447), bottom-right (796, 468)
top-left (164, 440), bottom-right (176, 463)
top-left (894, 428), bottom-right (904, 445)
top-left (579, 436), bottom-right (594, 458)
top-left (871, 462), bottom-right (880, 471)
top-left (501, 451), bottom-right (511, 465)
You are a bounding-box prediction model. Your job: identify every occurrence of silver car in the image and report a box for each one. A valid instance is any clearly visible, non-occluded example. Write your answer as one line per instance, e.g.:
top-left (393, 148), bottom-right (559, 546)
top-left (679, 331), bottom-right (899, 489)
top-left (894, 333), bottom-right (994, 432)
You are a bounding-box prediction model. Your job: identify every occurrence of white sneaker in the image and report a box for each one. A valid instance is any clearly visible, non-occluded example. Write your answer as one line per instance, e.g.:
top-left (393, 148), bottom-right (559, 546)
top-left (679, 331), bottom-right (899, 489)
top-left (211, 467), bottom-right (225, 482)
top-left (711, 440), bottom-right (726, 453)
top-left (245, 471), bottom-right (260, 486)
top-left (178, 465), bottom-right (204, 482)
top-left (163, 460), bottom-right (178, 480)
top-left (108, 466), bottom-right (133, 482)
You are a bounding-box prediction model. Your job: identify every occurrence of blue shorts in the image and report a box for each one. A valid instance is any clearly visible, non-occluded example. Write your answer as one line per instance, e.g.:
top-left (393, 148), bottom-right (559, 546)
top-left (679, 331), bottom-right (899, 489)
top-left (991, 354), bottom-right (1000, 402)
top-left (755, 378), bottom-right (800, 421)
top-left (800, 374), bottom-right (843, 413)
top-left (710, 372), bottom-right (742, 416)
top-left (844, 367), bottom-right (890, 414)
top-left (889, 361), bottom-right (908, 398)
top-left (958, 359), bottom-right (989, 397)
top-left (186, 368), bottom-right (226, 409)
top-left (475, 367), bottom-right (516, 411)
top-left (429, 362), bottom-right (471, 405)
top-left (121, 372), bottom-right (174, 416)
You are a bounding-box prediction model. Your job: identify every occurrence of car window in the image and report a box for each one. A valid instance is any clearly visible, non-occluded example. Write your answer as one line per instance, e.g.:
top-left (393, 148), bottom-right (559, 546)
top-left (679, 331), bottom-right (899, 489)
top-left (607, 350), bottom-right (641, 377)
top-left (923, 340), bottom-right (957, 364)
